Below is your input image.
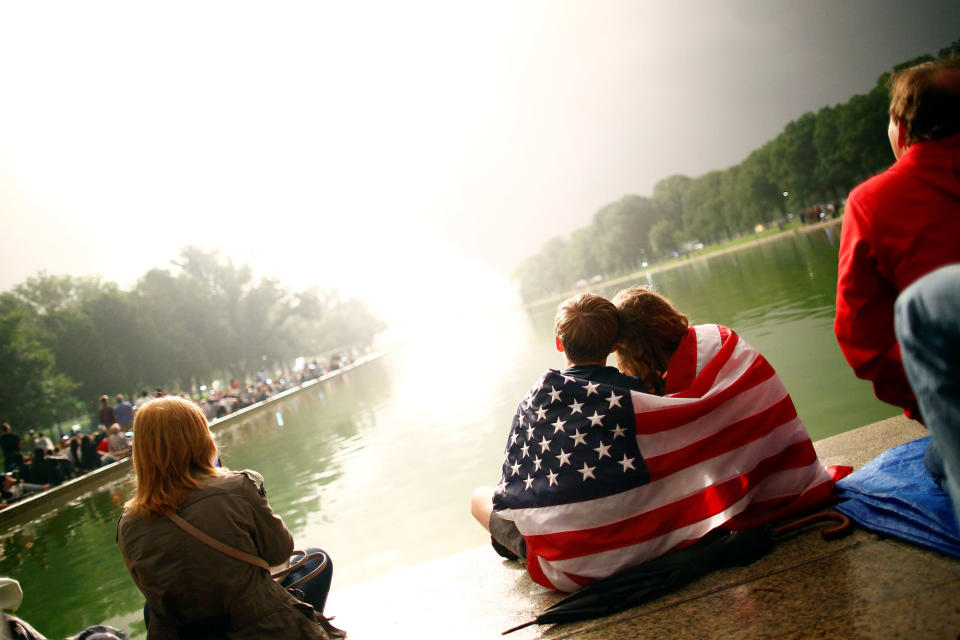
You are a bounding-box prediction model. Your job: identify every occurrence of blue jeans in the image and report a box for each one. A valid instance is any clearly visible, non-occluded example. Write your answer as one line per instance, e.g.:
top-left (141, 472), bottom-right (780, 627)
top-left (280, 547), bottom-right (333, 616)
top-left (895, 264), bottom-right (960, 526)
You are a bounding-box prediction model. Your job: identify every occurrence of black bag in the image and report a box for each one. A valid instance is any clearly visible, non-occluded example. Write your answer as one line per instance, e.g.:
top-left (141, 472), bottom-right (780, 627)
top-left (166, 513), bottom-right (344, 637)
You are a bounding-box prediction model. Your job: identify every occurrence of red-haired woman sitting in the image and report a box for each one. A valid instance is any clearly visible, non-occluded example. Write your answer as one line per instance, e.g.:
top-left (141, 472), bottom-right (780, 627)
top-left (117, 396), bottom-right (341, 639)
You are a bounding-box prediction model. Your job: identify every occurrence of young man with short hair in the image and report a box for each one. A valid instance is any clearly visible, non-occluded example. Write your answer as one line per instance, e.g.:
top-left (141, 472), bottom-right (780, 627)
top-left (552, 293), bottom-right (648, 390)
top-left (470, 293), bottom-right (644, 561)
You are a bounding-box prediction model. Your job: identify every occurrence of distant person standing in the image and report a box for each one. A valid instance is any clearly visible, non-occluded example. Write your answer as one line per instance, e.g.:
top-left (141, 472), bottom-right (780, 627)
top-left (133, 390), bottom-right (152, 412)
top-left (0, 424), bottom-right (22, 473)
top-left (834, 57), bottom-right (960, 519)
top-left (114, 394), bottom-right (134, 429)
top-left (99, 395), bottom-right (116, 428)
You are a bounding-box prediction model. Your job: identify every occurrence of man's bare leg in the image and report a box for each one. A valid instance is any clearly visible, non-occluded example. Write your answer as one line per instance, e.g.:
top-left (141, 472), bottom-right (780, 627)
top-left (470, 486), bottom-right (494, 532)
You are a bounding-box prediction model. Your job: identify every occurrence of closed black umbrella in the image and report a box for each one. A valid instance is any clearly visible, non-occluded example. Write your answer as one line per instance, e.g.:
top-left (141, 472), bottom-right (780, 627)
top-left (503, 513), bottom-right (851, 635)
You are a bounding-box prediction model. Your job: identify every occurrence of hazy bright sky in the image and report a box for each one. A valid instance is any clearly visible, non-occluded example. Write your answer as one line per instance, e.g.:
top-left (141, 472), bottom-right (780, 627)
top-left (1, 1), bottom-right (958, 314)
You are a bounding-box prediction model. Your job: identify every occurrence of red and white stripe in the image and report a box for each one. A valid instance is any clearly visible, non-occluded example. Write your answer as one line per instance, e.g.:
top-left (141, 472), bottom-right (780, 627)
top-left (498, 324), bottom-right (844, 592)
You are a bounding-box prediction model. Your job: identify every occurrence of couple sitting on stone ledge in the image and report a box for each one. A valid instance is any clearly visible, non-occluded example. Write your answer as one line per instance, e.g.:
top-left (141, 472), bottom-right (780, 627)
top-left (471, 57), bottom-right (960, 593)
top-left (471, 289), bottom-right (849, 592)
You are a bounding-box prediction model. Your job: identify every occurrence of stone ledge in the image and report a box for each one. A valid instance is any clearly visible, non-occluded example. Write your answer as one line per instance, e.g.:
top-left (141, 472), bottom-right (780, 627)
top-left (327, 415), bottom-right (960, 639)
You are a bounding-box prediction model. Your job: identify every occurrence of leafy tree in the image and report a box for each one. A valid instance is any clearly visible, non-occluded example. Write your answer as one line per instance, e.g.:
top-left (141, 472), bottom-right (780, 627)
top-left (567, 228), bottom-right (602, 282)
top-left (11, 272), bottom-right (102, 317)
top-left (1, 247), bottom-right (385, 420)
top-left (813, 105), bottom-right (856, 198)
top-left (234, 277), bottom-right (294, 375)
top-left (836, 85), bottom-right (894, 182)
top-left (313, 294), bottom-right (385, 353)
top-left (651, 174), bottom-right (691, 222)
top-left (591, 195), bottom-right (662, 274)
top-left (770, 112), bottom-right (819, 204)
top-left (472, 44), bottom-right (960, 300)
top-left (680, 171), bottom-right (729, 243)
top-left (134, 267), bottom-right (213, 387)
top-left (718, 166), bottom-right (747, 231)
top-left (892, 54), bottom-right (935, 73)
top-left (939, 38), bottom-right (960, 59)
top-left (740, 144), bottom-right (785, 219)
top-left (649, 174), bottom-right (691, 255)
top-left (173, 246), bottom-right (250, 376)
top-left (8, 274), bottom-right (126, 405)
top-left (539, 237), bottom-right (575, 293)
top-left (648, 218), bottom-right (680, 256)
top-left (0, 310), bottom-right (79, 429)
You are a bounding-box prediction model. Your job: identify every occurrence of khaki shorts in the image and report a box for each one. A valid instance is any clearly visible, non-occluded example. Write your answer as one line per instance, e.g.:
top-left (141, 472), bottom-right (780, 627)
top-left (489, 510), bottom-right (526, 560)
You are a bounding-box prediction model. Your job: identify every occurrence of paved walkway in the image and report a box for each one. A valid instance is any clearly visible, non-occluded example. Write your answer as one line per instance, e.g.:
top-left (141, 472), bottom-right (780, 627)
top-left (327, 415), bottom-right (960, 639)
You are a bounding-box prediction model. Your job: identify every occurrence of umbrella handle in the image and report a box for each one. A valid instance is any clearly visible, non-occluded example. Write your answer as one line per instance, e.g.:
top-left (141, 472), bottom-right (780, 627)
top-left (502, 620), bottom-right (536, 635)
top-left (771, 510), bottom-right (852, 540)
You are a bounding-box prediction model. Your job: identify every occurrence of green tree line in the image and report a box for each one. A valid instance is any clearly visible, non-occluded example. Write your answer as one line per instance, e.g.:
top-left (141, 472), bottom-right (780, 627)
top-left (512, 38), bottom-right (960, 303)
top-left (0, 246), bottom-right (384, 430)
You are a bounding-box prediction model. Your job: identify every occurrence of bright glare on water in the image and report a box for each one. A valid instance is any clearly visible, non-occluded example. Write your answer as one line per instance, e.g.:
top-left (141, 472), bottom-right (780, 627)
top-left (0, 224), bottom-right (896, 638)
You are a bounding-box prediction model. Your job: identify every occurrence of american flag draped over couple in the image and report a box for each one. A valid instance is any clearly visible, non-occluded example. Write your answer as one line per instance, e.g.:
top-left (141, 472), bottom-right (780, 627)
top-left (492, 324), bottom-right (850, 592)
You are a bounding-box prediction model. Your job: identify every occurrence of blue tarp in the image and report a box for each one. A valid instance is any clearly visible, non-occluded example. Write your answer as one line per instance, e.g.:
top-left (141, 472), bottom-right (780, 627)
top-left (836, 436), bottom-right (960, 558)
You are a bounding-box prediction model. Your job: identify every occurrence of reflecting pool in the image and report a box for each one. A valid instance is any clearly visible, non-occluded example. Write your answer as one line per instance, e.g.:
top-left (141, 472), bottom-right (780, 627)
top-left (0, 223), bottom-right (896, 638)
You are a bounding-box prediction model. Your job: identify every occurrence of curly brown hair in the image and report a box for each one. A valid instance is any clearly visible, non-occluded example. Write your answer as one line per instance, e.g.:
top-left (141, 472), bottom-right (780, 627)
top-left (612, 287), bottom-right (689, 395)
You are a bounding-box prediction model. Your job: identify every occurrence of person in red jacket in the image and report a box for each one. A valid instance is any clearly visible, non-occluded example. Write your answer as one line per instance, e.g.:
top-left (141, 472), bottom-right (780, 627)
top-left (835, 57), bottom-right (960, 523)
top-left (834, 57), bottom-right (960, 420)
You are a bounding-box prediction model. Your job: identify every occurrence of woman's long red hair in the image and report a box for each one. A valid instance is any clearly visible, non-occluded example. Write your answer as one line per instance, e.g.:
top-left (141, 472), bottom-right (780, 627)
top-left (124, 396), bottom-right (221, 521)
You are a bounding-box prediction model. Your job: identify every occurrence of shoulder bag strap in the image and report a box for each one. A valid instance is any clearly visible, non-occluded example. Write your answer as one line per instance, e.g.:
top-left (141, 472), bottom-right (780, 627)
top-left (271, 550), bottom-right (328, 585)
top-left (280, 551), bottom-right (328, 590)
top-left (168, 512), bottom-right (270, 571)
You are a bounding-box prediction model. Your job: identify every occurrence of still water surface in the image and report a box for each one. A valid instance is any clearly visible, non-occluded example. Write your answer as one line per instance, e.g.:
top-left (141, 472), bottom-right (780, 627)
top-left (1, 224), bottom-right (897, 638)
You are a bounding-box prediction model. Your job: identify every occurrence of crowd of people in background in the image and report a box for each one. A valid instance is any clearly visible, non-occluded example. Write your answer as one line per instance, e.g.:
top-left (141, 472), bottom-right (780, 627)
top-left (0, 355), bottom-right (350, 510)
top-left (794, 201), bottom-right (840, 225)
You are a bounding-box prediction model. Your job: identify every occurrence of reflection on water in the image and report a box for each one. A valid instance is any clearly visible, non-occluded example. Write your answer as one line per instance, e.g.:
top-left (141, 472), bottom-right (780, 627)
top-left (0, 480), bottom-right (145, 638)
top-left (0, 226), bottom-right (896, 638)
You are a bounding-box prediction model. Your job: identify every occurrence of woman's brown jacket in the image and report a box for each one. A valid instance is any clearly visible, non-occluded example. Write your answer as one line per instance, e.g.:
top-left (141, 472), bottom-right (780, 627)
top-left (117, 470), bottom-right (329, 639)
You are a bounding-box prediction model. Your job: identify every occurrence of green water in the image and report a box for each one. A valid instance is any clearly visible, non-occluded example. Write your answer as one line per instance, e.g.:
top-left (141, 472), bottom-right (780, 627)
top-left (0, 224), bottom-right (897, 638)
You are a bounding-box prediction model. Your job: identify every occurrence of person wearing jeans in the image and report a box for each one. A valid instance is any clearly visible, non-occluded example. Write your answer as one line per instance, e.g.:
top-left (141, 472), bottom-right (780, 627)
top-left (280, 548), bottom-right (334, 620)
top-left (895, 264), bottom-right (960, 525)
